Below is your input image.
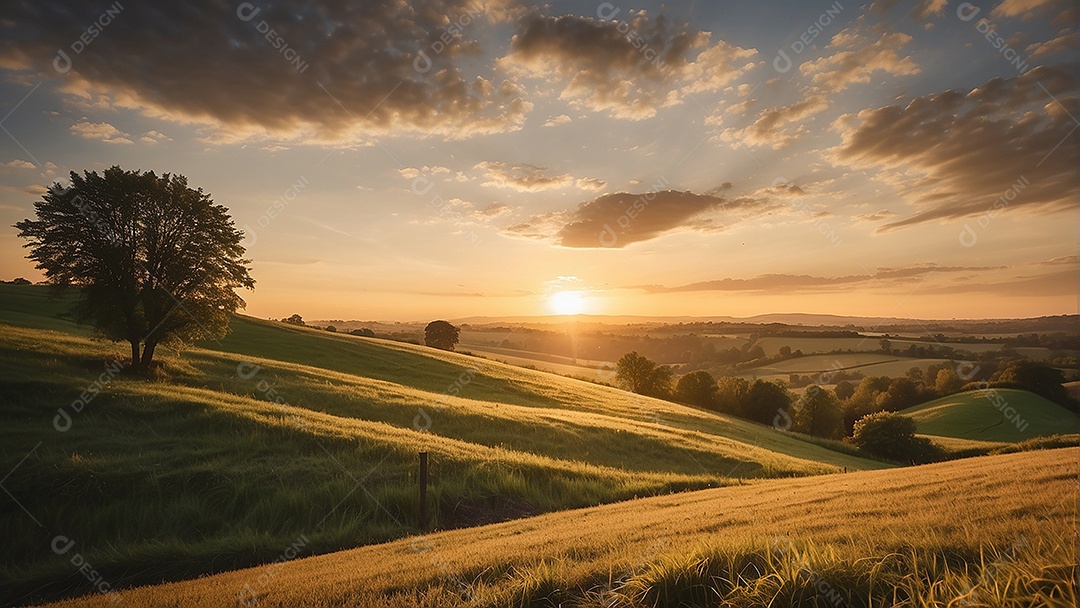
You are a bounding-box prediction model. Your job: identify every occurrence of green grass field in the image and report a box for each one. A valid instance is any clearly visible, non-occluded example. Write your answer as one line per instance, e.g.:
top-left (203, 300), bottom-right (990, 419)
top-left (0, 285), bottom-right (886, 605)
top-left (38, 447), bottom-right (1079, 608)
top-left (901, 389), bottom-right (1080, 442)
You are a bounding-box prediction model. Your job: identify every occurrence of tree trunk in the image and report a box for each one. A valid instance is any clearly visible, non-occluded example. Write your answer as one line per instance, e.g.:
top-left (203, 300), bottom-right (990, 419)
top-left (140, 340), bottom-right (157, 369)
top-left (130, 340), bottom-right (140, 368)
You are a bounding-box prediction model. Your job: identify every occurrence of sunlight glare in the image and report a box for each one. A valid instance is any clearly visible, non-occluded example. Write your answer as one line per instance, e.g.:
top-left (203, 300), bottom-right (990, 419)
top-left (549, 291), bottom-right (586, 315)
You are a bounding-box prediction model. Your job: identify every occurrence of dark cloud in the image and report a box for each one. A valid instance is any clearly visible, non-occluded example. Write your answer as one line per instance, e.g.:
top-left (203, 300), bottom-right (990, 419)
top-left (505, 189), bottom-right (775, 248)
top-left (832, 64), bottom-right (1079, 231)
top-left (501, 11), bottom-right (755, 119)
top-left (870, 0), bottom-right (947, 21)
top-left (0, 0), bottom-right (529, 142)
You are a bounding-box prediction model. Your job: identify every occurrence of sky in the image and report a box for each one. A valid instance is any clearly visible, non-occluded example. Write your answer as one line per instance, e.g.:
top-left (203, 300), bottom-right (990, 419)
top-left (0, 0), bottom-right (1076, 322)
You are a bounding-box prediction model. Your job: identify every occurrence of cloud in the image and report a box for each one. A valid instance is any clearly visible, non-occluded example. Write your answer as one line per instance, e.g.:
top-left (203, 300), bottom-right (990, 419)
top-left (70, 118), bottom-right (133, 144)
top-left (1026, 30), bottom-right (1080, 61)
top-left (399, 165), bottom-right (449, 179)
top-left (3, 159), bottom-right (35, 169)
top-left (991, 0), bottom-right (1061, 19)
top-left (634, 264), bottom-right (1014, 294)
top-left (506, 188), bottom-right (778, 248)
top-left (575, 177), bottom-right (607, 192)
top-left (543, 114), bottom-right (571, 127)
top-left (23, 184), bottom-right (48, 195)
top-left (476, 161), bottom-right (602, 192)
top-left (801, 27), bottom-right (920, 90)
top-left (832, 64), bottom-right (1079, 231)
top-left (852, 209), bottom-right (897, 222)
top-left (140, 130), bottom-right (171, 144)
top-left (0, 0), bottom-right (530, 144)
top-left (870, 0), bottom-right (948, 20)
top-left (501, 11), bottom-right (756, 119)
top-left (713, 94), bottom-right (830, 149)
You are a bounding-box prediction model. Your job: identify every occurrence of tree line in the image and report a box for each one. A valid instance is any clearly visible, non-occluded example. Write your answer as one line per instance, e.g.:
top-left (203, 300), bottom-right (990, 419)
top-left (615, 351), bottom-right (1078, 463)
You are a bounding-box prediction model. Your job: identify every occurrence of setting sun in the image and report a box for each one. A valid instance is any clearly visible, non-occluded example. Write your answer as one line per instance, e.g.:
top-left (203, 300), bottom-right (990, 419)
top-left (549, 291), bottom-right (586, 315)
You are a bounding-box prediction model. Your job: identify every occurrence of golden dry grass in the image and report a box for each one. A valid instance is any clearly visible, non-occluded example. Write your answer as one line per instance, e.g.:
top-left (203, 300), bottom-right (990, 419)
top-left (41, 447), bottom-right (1078, 608)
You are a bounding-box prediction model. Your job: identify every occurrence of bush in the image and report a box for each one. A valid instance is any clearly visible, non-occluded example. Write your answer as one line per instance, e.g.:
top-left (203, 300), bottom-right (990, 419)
top-left (852, 412), bottom-right (941, 464)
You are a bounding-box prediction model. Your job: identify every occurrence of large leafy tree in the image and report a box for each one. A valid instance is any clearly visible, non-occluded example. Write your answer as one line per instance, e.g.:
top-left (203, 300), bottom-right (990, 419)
top-left (15, 167), bottom-right (254, 370)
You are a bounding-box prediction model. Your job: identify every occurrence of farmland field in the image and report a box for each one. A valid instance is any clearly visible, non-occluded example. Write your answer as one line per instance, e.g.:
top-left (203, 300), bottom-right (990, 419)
top-left (901, 389), bottom-right (1080, 442)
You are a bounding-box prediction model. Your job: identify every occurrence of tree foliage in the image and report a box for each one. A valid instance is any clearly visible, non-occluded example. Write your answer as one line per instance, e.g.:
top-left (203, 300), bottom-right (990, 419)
top-left (991, 360), bottom-right (1076, 410)
top-left (674, 370), bottom-right (718, 408)
top-left (741, 380), bottom-right (791, 425)
top-left (616, 351), bottom-right (674, 398)
top-left (793, 385), bottom-right (844, 438)
top-left (852, 411), bottom-right (939, 463)
top-left (15, 167), bottom-right (254, 370)
top-left (424, 320), bottom-right (459, 351)
top-left (282, 314), bottom-right (305, 326)
top-left (715, 376), bottom-right (750, 416)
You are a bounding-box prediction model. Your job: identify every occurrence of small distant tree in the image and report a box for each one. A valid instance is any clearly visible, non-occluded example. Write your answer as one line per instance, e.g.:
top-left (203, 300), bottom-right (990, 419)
top-left (742, 380), bottom-right (791, 425)
top-left (674, 370), bottom-right (718, 408)
top-left (325, 325), bottom-right (337, 333)
top-left (350, 327), bottom-right (375, 337)
top-left (934, 368), bottom-right (963, 396)
top-left (615, 351), bottom-right (673, 398)
top-left (879, 338), bottom-right (892, 353)
top-left (424, 320), bottom-right (459, 351)
top-left (282, 314), bottom-right (305, 326)
top-left (834, 380), bottom-right (855, 401)
top-left (877, 377), bottom-right (922, 411)
top-left (9, 277), bottom-right (31, 285)
top-left (907, 366), bottom-right (924, 382)
top-left (715, 376), bottom-right (750, 415)
top-left (793, 385), bottom-right (844, 438)
top-left (778, 345), bottom-right (792, 357)
top-left (852, 411), bottom-right (939, 463)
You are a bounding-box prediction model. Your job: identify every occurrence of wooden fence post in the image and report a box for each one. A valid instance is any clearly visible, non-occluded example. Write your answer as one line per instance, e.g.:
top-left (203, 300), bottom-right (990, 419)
top-left (418, 451), bottom-right (428, 530)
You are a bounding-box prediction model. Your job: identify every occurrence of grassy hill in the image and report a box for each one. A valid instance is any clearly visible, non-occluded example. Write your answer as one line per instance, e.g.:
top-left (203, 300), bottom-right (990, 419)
top-left (901, 388), bottom-right (1080, 442)
top-left (38, 447), bottom-right (1079, 608)
top-left (0, 284), bottom-right (886, 605)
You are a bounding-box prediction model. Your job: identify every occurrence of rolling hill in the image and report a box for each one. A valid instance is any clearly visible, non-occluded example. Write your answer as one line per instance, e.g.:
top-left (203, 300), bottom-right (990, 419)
top-left (0, 284), bottom-right (886, 605)
top-left (901, 388), bottom-right (1080, 442)
top-left (37, 447), bottom-right (1079, 608)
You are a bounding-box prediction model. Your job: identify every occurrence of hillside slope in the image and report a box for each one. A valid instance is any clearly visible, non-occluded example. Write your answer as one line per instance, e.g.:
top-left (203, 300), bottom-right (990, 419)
top-left (0, 285), bottom-right (886, 605)
top-left (41, 448), bottom-right (1078, 608)
top-left (901, 388), bottom-right (1080, 442)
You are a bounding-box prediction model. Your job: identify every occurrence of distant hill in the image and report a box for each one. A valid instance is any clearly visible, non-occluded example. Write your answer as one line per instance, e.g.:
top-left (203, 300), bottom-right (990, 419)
top-left (900, 389), bottom-right (1080, 442)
